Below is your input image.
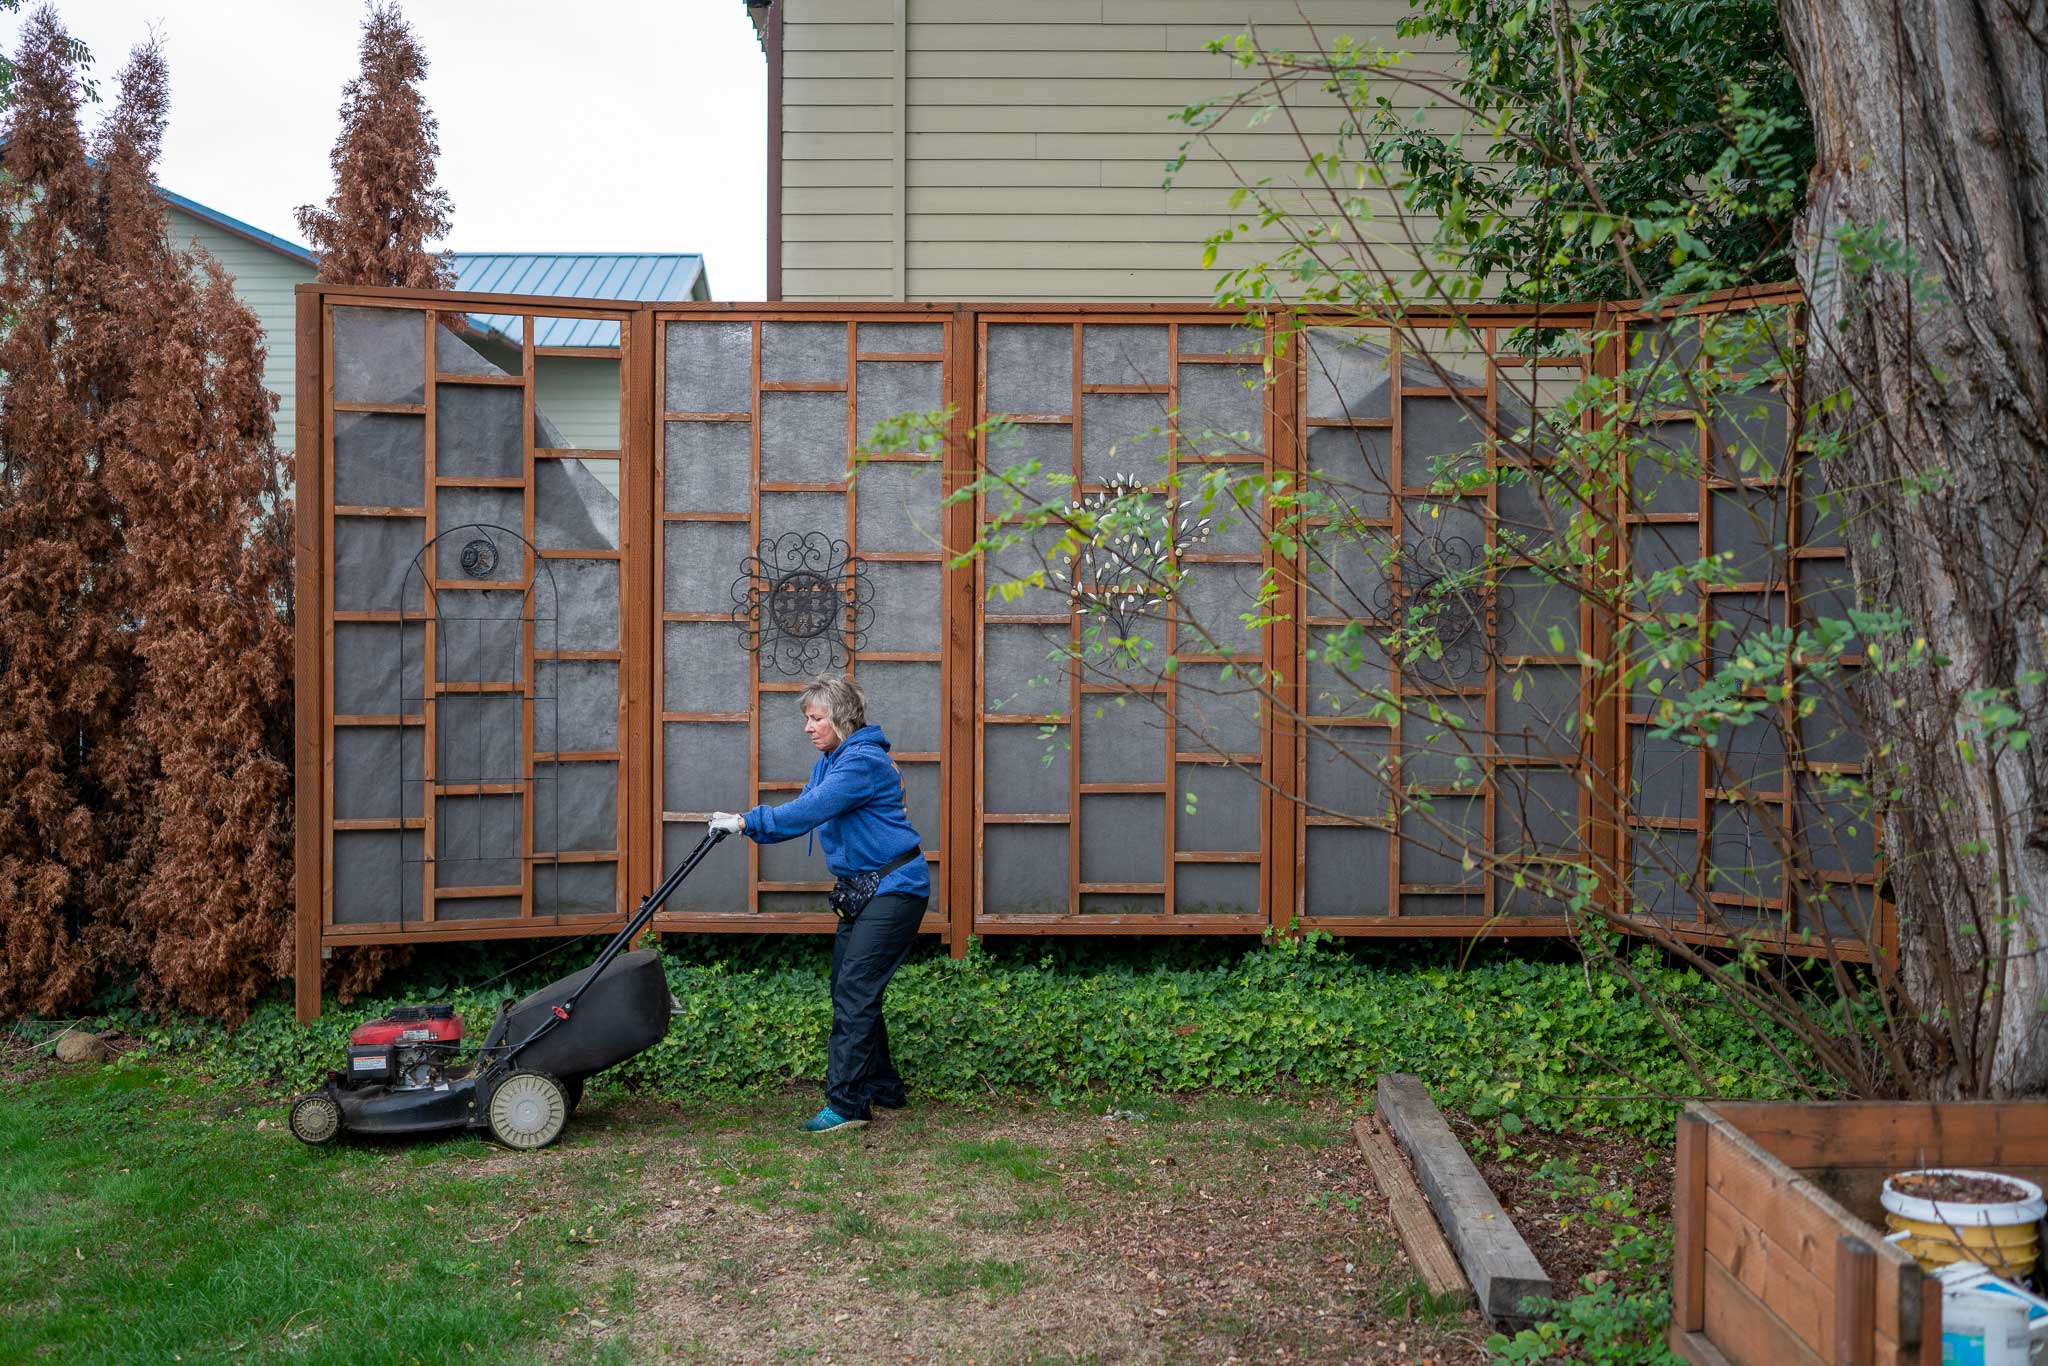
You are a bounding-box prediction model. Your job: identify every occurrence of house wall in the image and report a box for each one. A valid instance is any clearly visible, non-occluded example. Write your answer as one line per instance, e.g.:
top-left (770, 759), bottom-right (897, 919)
top-left (167, 205), bottom-right (314, 446)
top-left (778, 0), bottom-right (1451, 302)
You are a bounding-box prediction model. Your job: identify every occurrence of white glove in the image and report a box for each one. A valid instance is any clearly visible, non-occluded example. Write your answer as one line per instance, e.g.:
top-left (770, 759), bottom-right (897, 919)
top-left (709, 812), bottom-right (745, 836)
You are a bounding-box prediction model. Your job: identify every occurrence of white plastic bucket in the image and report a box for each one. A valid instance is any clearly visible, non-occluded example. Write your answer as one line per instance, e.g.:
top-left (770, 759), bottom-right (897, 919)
top-left (1943, 1288), bottom-right (2037, 1366)
top-left (1882, 1168), bottom-right (2046, 1278)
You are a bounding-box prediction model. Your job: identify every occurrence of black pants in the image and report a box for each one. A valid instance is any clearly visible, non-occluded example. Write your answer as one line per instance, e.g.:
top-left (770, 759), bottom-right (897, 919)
top-left (825, 891), bottom-right (926, 1120)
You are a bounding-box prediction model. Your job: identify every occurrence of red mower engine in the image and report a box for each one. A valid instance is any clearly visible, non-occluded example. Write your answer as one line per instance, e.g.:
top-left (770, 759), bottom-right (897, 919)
top-left (345, 1004), bottom-right (464, 1091)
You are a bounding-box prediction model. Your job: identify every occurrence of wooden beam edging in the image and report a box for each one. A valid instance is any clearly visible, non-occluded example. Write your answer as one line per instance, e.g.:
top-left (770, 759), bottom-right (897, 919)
top-left (1353, 1116), bottom-right (1474, 1311)
top-left (1376, 1074), bottom-right (1552, 1324)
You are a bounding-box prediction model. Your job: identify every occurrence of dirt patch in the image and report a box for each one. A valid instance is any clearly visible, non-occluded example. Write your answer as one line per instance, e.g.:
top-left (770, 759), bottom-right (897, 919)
top-left (1470, 1120), bottom-right (1668, 1297)
top-left (1890, 1169), bottom-right (2033, 1203)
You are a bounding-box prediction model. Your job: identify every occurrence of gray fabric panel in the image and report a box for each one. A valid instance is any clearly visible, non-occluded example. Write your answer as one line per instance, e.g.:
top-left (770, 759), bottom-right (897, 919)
top-left (761, 321), bottom-right (846, 384)
top-left (1798, 480), bottom-right (1845, 548)
top-left (333, 725), bottom-right (424, 821)
top-left (857, 322), bottom-right (943, 354)
top-left (1173, 663), bottom-right (1262, 755)
top-left (1495, 665), bottom-right (1581, 759)
top-left (436, 321), bottom-right (514, 377)
top-left (1080, 393), bottom-right (1171, 484)
top-left (1494, 465), bottom-right (1573, 556)
top-left (1626, 322), bottom-right (1698, 390)
top-left (333, 412), bottom-right (425, 507)
top-left (536, 460), bottom-right (620, 551)
top-left (1177, 322), bottom-right (1262, 357)
top-left (1708, 800), bottom-right (1782, 902)
top-left (1399, 797), bottom-right (1483, 886)
top-left (1498, 568), bottom-right (1578, 656)
top-left (983, 625), bottom-right (1069, 716)
top-left (665, 321), bottom-right (753, 414)
top-left (662, 819), bottom-right (749, 914)
top-left (861, 662), bottom-right (942, 753)
top-left (1080, 794), bottom-right (1162, 882)
top-left (1629, 830), bottom-right (1697, 918)
top-left (1306, 633), bottom-right (1394, 719)
top-left (534, 660), bottom-right (617, 753)
top-left (760, 833), bottom-right (833, 883)
top-left (1079, 893), bottom-right (1162, 915)
top-left (758, 892), bottom-right (835, 916)
top-left (854, 462), bottom-right (943, 553)
top-left (435, 794), bottom-right (522, 887)
top-left (1401, 397), bottom-right (1486, 486)
top-left (435, 494), bottom-right (526, 581)
top-left (1399, 699), bottom-right (1485, 788)
top-left (1711, 388), bottom-right (1788, 480)
top-left (661, 722), bottom-right (751, 814)
top-left (1628, 523), bottom-right (1697, 609)
top-left (533, 761), bottom-right (619, 854)
top-left (1306, 425), bottom-right (1393, 517)
top-left (759, 491), bottom-right (845, 545)
top-left (1176, 763), bottom-right (1258, 852)
top-left (1400, 497), bottom-right (1485, 547)
top-left (1797, 694), bottom-right (1864, 766)
top-left (1796, 557), bottom-right (1856, 624)
top-left (1800, 882), bottom-right (1875, 942)
top-left (1712, 719), bottom-right (1786, 795)
top-left (1495, 767), bottom-right (1578, 856)
top-left (333, 622), bottom-right (426, 716)
top-left (1177, 363), bottom-right (1264, 456)
top-left (1303, 730), bottom-right (1394, 815)
top-left (1083, 613), bottom-right (1167, 686)
top-left (1177, 561), bottom-right (1264, 654)
top-left (663, 622), bottom-right (749, 712)
top-left (1630, 422), bottom-right (1702, 513)
top-left (665, 521), bottom-right (752, 612)
top-left (334, 517), bottom-right (425, 612)
top-left (431, 589), bottom-right (524, 684)
top-left (1303, 527), bottom-right (1394, 619)
top-left (541, 558), bottom-right (620, 651)
top-left (862, 562), bottom-right (941, 652)
top-left (1081, 324), bottom-right (1168, 385)
top-left (1710, 592), bottom-right (1781, 669)
top-left (1304, 329), bottom-right (1393, 421)
top-left (1400, 894), bottom-right (1483, 918)
top-left (435, 385), bottom-right (524, 480)
top-left (664, 421), bottom-right (752, 513)
top-left (985, 324), bottom-right (1073, 416)
top-left (333, 830), bottom-right (423, 925)
top-left (1710, 487), bottom-right (1787, 581)
top-left (984, 725), bottom-right (1069, 813)
top-left (1174, 862), bottom-right (1258, 914)
top-left (435, 695), bottom-right (522, 784)
top-left (534, 861), bottom-right (616, 918)
top-left (760, 391), bottom-right (850, 483)
top-left (333, 307), bottom-right (425, 404)
top-left (982, 422), bottom-right (1074, 507)
top-left (900, 761), bottom-right (942, 853)
top-left (984, 522), bottom-right (1073, 616)
top-left (856, 361), bottom-right (943, 451)
top-left (1304, 825), bottom-right (1390, 915)
top-left (1079, 700), bottom-right (1166, 783)
top-left (761, 713), bottom-right (821, 783)
top-left (1630, 730), bottom-right (1697, 820)
top-left (434, 895), bottom-right (522, 921)
top-left (1799, 782), bottom-right (1877, 876)
top-left (1183, 472), bottom-right (1264, 558)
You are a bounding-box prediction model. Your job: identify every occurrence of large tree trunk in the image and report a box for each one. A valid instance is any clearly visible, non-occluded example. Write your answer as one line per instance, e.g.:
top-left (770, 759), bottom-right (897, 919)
top-left (1778, 0), bottom-right (2048, 1096)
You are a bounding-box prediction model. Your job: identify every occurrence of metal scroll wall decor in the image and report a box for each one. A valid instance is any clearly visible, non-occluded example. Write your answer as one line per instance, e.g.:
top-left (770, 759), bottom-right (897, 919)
top-left (1368, 531), bottom-right (1513, 687)
top-left (1051, 473), bottom-right (1213, 657)
top-left (731, 531), bottom-right (875, 676)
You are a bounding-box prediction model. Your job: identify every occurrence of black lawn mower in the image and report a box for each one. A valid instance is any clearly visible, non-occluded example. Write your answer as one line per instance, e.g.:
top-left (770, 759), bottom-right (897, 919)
top-left (287, 829), bottom-right (729, 1151)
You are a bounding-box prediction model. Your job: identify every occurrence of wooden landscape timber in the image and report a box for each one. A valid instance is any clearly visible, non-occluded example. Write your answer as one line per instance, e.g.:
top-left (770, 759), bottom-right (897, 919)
top-left (1352, 1115), bottom-right (1475, 1311)
top-left (1670, 1099), bottom-right (2048, 1366)
top-left (1374, 1073), bottom-right (1552, 1324)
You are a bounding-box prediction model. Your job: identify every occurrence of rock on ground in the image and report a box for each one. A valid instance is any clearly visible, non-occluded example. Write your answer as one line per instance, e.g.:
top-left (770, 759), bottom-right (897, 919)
top-left (54, 1030), bottom-right (115, 1064)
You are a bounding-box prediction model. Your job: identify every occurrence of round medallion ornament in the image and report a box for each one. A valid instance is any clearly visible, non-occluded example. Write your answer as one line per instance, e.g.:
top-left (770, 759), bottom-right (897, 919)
top-left (732, 532), bottom-right (875, 675)
top-left (459, 537), bottom-right (499, 578)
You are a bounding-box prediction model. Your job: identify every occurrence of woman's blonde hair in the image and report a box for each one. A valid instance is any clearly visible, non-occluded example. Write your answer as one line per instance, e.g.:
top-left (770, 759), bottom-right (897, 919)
top-left (798, 674), bottom-right (867, 739)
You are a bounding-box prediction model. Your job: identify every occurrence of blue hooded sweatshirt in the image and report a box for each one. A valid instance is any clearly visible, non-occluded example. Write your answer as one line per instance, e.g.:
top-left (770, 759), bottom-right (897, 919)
top-left (741, 725), bottom-right (931, 901)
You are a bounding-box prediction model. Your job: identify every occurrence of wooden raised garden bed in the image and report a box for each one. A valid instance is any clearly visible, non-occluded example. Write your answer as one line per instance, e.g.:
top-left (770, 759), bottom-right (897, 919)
top-left (1670, 1100), bottom-right (2048, 1365)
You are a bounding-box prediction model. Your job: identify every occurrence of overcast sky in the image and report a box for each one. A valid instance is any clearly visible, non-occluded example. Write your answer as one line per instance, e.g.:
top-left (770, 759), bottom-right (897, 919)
top-left (4, 0), bottom-right (769, 299)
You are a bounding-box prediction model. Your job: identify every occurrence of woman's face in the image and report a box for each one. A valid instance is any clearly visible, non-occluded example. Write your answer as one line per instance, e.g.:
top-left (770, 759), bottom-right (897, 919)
top-left (803, 703), bottom-right (841, 753)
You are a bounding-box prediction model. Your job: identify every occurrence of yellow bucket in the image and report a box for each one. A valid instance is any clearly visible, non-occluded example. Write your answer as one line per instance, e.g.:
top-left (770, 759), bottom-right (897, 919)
top-left (1881, 1169), bottom-right (2045, 1279)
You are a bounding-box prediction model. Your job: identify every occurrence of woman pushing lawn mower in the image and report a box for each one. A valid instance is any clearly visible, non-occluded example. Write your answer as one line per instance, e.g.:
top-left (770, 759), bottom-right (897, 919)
top-left (710, 675), bottom-right (929, 1135)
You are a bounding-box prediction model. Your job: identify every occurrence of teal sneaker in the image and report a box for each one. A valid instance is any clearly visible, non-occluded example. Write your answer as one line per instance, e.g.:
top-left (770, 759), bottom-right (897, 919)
top-left (799, 1106), bottom-right (868, 1134)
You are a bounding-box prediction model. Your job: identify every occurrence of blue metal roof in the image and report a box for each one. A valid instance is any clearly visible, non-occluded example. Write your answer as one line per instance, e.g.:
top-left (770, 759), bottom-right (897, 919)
top-left (455, 253), bottom-right (709, 349)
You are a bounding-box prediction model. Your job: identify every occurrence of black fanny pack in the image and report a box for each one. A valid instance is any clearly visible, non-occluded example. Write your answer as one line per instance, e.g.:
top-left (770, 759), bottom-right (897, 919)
top-left (828, 848), bottom-right (921, 923)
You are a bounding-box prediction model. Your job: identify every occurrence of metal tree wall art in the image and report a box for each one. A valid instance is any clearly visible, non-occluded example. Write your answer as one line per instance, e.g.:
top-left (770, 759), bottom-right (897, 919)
top-left (731, 531), bottom-right (874, 675)
top-left (1368, 532), bottom-right (1512, 686)
top-left (1052, 473), bottom-right (1212, 654)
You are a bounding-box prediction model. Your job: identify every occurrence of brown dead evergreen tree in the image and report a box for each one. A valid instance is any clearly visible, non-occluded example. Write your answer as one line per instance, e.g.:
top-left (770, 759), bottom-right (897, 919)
top-left (94, 40), bottom-right (297, 1022)
top-left (0, 7), bottom-right (145, 1016)
top-left (295, 0), bottom-right (456, 289)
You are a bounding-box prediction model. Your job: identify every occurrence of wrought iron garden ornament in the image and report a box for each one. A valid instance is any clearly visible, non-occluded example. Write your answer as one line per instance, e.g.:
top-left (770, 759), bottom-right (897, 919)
top-left (1051, 474), bottom-right (1213, 656)
top-left (731, 531), bottom-right (874, 676)
top-left (1368, 530), bottom-right (1512, 686)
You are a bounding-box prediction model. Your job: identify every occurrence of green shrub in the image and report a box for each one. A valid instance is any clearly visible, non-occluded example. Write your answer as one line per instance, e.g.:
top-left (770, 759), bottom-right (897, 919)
top-left (89, 932), bottom-right (1818, 1136)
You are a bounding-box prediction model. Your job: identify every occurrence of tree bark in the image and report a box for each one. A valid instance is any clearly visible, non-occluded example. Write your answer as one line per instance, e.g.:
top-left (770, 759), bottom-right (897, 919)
top-left (1779, 0), bottom-right (2048, 1095)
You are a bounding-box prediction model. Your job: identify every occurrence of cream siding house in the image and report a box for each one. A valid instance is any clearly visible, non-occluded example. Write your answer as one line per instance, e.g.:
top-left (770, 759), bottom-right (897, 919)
top-left (750, 0), bottom-right (1451, 302)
